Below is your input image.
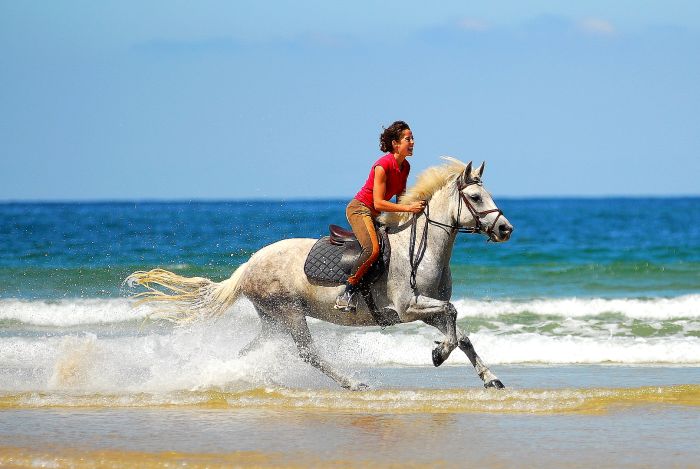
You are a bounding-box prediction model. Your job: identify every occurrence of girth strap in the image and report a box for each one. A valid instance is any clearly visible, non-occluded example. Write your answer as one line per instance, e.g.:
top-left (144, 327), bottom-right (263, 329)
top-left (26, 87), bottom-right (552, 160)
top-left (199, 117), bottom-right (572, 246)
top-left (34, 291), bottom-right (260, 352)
top-left (359, 286), bottom-right (401, 328)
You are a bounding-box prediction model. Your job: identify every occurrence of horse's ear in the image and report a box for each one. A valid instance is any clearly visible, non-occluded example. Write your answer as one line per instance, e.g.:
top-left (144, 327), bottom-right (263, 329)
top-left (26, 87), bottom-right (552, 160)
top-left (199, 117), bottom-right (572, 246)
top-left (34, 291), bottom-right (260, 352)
top-left (460, 161), bottom-right (473, 186)
top-left (477, 161), bottom-right (485, 178)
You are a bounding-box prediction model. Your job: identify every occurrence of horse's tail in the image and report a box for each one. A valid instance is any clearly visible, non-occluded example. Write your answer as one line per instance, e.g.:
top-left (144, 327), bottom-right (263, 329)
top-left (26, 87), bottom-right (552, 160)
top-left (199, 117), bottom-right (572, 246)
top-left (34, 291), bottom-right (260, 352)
top-left (125, 263), bottom-right (249, 324)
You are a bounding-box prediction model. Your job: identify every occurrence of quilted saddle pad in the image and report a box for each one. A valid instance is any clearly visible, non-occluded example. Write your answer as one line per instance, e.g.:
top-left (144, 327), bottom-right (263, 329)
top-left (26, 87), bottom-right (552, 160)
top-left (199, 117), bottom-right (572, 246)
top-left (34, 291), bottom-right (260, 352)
top-left (303, 229), bottom-right (390, 287)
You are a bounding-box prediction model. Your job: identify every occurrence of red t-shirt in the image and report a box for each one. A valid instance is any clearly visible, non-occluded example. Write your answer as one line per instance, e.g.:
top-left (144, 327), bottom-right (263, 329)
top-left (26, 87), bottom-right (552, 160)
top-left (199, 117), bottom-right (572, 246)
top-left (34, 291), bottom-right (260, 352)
top-left (354, 153), bottom-right (410, 212)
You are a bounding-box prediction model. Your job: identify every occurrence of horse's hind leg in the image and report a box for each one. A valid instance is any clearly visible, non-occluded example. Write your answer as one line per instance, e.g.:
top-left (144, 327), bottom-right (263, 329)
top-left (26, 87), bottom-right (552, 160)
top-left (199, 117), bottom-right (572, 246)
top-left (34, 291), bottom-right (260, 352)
top-left (286, 314), bottom-right (368, 391)
top-left (238, 307), bottom-right (282, 358)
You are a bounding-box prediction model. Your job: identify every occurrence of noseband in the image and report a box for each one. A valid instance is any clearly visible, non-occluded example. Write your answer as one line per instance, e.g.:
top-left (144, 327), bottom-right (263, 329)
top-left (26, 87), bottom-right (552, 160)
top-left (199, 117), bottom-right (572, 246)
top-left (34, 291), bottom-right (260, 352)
top-left (408, 178), bottom-right (504, 291)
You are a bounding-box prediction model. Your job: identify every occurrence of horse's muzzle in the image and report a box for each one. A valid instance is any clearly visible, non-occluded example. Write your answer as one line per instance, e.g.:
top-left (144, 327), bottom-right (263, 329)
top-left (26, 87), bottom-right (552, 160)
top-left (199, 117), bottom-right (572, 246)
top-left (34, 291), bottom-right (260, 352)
top-left (496, 223), bottom-right (513, 242)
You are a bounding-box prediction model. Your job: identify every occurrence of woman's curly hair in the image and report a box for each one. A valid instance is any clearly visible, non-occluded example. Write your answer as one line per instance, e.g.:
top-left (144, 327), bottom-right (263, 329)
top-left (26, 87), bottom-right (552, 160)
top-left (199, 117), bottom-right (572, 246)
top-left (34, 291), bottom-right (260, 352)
top-left (379, 120), bottom-right (411, 153)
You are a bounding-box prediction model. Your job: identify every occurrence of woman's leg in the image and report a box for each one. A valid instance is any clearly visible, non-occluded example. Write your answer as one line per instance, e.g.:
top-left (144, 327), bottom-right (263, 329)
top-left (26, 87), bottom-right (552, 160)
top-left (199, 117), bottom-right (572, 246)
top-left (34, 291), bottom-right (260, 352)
top-left (335, 199), bottom-right (379, 311)
top-left (346, 200), bottom-right (380, 286)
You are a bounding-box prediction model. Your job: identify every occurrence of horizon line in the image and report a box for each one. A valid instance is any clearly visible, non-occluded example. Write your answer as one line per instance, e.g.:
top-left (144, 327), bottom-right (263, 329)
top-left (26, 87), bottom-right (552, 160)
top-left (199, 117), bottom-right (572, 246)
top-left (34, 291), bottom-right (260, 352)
top-left (1, 194), bottom-right (699, 204)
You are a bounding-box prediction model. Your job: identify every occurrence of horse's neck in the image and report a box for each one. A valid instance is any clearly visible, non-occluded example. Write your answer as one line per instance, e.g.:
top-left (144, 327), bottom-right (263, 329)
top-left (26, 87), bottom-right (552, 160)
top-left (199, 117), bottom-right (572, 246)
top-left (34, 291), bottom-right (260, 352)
top-left (390, 186), bottom-right (457, 265)
top-left (425, 187), bottom-right (458, 263)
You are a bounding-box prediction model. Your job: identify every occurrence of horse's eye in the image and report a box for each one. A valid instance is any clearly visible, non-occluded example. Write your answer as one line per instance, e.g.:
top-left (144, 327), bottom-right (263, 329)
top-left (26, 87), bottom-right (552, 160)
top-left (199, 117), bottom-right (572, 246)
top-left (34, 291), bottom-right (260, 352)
top-left (470, 194), bottom-right (481, 202)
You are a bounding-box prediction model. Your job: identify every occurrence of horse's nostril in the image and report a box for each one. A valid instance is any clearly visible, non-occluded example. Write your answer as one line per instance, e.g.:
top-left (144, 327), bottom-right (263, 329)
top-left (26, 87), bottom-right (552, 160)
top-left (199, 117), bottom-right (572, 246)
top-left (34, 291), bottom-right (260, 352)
top-left (499, 224), bottom-right (513, 236)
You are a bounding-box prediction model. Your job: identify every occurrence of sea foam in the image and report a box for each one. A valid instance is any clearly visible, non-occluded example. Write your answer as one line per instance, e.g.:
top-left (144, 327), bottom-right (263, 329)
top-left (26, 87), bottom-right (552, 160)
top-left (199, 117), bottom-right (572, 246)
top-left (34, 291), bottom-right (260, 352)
top-left (2, 295), bottom-right (699, 327)
top-left (0, 298), bottom-right (146, 326)
top-left (453, 294), bottom-right (700, 320)
top-left (2, 305), bottom-right (699, 396)
top-left (1, 297), bottom-right (700, 396)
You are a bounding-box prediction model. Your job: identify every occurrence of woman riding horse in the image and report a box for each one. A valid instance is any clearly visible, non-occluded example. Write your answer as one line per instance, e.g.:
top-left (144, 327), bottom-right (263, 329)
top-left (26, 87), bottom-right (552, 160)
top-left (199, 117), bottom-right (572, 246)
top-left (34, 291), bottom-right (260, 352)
top-left (335, 121), bottom-right (426, 312)
top-left (127, 156), bottom-right (513, 390)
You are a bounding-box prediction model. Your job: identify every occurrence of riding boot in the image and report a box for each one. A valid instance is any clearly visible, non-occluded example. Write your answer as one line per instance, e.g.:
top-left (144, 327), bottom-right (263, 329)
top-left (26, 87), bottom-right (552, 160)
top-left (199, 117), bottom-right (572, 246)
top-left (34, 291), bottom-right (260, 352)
top-left (334, 282), bottom-right (359, 312)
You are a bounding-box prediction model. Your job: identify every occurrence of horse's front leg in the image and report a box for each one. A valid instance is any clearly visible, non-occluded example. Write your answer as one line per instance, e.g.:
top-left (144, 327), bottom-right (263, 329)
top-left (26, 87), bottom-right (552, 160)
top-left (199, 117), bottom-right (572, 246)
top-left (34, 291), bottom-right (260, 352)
top-left (456, 330), bottom-right (504, 389)
top-left (406, 295), bottom-right (459, 367)
top-left (409, 295), bottom-right (505, 389)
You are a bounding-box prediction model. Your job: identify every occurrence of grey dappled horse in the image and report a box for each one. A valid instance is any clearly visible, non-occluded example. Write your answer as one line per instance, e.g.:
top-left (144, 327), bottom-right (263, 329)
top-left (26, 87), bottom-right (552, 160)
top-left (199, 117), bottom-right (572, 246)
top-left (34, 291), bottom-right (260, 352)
top-left (126, 158), bottom-right (513, 390)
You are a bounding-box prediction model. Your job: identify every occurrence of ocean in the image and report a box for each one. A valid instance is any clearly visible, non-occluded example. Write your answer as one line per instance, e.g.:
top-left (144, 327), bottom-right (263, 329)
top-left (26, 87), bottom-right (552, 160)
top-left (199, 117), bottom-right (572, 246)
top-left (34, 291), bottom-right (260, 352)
top-left (1, 198), bottom-right (699, 467)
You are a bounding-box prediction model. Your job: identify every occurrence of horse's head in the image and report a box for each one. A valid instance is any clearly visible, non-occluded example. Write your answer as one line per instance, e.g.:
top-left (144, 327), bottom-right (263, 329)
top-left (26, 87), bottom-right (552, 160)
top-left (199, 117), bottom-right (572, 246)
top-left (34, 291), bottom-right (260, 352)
top-left (455, 161), bottom-right (513, 242)
top-left (381, 157), bottom-right (513, 242)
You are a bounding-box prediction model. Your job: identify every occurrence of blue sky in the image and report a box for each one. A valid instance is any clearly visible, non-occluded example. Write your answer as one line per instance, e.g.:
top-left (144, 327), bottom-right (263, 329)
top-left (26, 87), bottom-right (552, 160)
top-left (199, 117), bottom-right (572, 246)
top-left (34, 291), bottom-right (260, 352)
top-left (1, 1), bottom-right (699, 200)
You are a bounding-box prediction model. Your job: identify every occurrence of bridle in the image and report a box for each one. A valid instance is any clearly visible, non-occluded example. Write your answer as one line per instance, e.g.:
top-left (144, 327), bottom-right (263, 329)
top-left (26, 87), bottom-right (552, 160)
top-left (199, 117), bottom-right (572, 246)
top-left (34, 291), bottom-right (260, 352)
top-left (408, 178), bottom-right (504, 291)
top-left (455, 179), bottom-right (504, 237)
top-left (423, 178), bottom-right (504, 238)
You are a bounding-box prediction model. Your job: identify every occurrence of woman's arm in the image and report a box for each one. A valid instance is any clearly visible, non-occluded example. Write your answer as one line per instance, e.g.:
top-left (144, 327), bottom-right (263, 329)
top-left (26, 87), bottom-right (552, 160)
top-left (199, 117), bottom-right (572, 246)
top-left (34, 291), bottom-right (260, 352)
top-left (372, 166), bottom-right (425, 214)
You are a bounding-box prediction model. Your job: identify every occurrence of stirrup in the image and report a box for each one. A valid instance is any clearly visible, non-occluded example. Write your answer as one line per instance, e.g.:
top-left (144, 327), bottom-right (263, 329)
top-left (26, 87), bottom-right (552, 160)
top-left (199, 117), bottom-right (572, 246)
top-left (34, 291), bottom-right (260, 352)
top-left (334, 284), bottom-right (359, 312)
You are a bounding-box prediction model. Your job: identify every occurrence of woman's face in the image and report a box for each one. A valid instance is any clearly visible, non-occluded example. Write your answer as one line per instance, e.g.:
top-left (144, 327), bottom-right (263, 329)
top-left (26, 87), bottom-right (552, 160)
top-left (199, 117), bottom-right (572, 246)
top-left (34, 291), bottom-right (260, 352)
top-left (393, 129), bottom-right (414, 158)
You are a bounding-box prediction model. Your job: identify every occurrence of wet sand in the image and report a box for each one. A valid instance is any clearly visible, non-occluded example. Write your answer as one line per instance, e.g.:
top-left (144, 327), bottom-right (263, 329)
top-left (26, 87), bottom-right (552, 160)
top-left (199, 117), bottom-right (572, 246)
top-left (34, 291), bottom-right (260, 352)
top-left (1, 366), bottom-right (699, 468)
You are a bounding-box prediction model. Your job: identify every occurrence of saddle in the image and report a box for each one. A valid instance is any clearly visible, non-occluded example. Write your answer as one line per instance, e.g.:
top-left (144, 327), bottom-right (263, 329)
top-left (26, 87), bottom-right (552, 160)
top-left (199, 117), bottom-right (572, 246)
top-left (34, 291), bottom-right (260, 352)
top-left (303, 224), bottom-right (391, 287)
top-left (304, 224), bottom-right (399, 327)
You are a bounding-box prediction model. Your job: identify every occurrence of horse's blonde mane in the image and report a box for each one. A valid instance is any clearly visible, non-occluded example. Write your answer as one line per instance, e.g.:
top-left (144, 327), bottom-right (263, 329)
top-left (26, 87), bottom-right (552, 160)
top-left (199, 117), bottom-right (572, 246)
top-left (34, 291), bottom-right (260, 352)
top-left (381, 156), bottom-right (468, 225)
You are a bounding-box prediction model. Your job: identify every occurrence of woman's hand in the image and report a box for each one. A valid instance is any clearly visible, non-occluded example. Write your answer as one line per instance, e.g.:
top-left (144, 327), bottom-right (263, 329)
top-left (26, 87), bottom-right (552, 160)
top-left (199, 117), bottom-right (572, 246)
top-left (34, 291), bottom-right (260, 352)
top-left (372, 166), bottom-right (426, 214)
top-left (406, 200), bottom-right (426, 213)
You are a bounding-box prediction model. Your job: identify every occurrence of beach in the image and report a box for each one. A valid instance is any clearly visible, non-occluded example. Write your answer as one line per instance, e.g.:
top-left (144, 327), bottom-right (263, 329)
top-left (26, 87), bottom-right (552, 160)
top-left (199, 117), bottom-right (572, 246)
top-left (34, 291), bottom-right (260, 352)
top-left (1, 366), bottom-right (699, 467)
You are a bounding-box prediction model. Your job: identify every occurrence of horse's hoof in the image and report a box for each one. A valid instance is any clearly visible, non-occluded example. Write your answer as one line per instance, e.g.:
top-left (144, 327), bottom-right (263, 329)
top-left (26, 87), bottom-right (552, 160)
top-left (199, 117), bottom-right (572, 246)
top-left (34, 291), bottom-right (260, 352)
top-left (350, 382), bottom-right (369, 392)
top-left (484, 379), bottom-right (505, 389)
top-left (432, 346), bottom-right (446, 367)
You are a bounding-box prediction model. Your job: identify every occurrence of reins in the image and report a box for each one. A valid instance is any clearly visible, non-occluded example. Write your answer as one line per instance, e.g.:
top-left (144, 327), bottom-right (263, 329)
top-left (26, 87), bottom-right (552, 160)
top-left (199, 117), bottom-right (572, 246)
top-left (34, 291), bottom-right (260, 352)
top-left (408, 204), bottom-right (429, 291)
top-left (408, 178), bottom-right (504, 293)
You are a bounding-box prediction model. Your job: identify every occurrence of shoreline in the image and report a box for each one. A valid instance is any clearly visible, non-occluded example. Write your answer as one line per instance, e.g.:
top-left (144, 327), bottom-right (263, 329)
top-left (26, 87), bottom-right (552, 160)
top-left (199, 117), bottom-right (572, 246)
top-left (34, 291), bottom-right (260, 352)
top-left (2, 367), bottom-right (698, 468)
